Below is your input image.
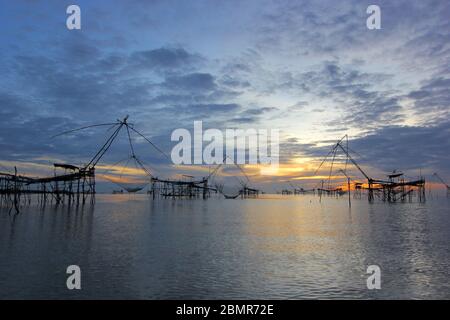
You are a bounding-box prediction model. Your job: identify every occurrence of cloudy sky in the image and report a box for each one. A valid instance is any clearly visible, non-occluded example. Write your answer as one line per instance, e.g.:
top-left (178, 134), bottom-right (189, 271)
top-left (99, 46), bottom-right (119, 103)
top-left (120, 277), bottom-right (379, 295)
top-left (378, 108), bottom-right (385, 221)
top-left (0, 0), bottom-right (449, 191)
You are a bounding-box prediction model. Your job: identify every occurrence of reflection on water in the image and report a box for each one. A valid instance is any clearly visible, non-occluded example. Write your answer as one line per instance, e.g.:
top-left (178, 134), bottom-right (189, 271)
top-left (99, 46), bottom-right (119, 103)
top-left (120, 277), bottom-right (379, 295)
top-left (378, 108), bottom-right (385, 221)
top-left (0, 194), bottom-right (449, 299)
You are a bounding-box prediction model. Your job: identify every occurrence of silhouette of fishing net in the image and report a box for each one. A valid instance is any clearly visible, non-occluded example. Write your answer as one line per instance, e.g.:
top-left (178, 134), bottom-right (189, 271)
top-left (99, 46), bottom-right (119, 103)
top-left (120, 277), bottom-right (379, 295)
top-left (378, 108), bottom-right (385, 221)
top-left (208, 162), bottom-right (251, 198)
top-left (50, 116), bottom-right (170, 194)
top-left (99, 155), bottom-right (151, 193)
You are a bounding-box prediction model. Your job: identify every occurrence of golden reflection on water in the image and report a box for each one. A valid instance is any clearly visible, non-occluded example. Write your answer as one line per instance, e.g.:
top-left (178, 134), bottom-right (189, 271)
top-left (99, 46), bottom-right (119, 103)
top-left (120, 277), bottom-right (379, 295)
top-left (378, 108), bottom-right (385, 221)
top-left (240, 196), bottom-right (351, 255)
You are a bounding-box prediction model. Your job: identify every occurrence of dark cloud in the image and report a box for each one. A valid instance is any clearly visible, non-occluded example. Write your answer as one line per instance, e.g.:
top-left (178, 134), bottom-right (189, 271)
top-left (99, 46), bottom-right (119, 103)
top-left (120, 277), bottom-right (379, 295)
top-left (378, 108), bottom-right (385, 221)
top-left (257, 0), bottom-right (449, 58)
top-left (163, 73), bottom-right (216, 91)
top-left (267, 61), bottom-right (402, 128)
top-left (0, 42), bottom-right (235, 168)
top-left (288, 101), bottom-right (309, 111)
top-left (257, 0), bottom-right (366, 55)
top-left (0, 93), bottom-right (29, 120)
top-left (229, 117), bottom-right (258, 124)
top-left (220, 75), bottom-right (251, 89)
top-left (165, 103), bottom-right (241, 116)
top-left (130, 47), bottom-right (203, 72)
top-left (243, 107), bottom-right (278, 115)
top-left (349, 122), bottom-right (450, 175)
top-left (408, 77), bottom-right (450, 122)
top-left (61, 35), bottom-right (101, 63)
top-left (224, 106), bottom-right (279, 125)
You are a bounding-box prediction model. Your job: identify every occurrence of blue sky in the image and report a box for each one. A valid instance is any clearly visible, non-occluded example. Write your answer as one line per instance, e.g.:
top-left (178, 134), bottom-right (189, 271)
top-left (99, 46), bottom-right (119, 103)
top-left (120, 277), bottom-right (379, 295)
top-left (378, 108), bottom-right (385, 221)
top-left (0, 0), bottom-right (449, 190)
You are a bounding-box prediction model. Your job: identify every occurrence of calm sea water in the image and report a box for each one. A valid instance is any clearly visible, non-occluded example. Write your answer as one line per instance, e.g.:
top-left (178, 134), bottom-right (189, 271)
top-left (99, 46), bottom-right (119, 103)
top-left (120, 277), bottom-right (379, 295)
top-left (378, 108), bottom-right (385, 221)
top-left (0, 194), bottom-right (449, 299)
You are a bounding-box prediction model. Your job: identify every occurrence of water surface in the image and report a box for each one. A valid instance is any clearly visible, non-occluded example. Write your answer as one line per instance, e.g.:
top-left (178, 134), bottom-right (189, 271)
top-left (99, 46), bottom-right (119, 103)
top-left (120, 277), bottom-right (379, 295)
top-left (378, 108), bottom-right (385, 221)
top-left (0, 194), bottom-right (449, 299)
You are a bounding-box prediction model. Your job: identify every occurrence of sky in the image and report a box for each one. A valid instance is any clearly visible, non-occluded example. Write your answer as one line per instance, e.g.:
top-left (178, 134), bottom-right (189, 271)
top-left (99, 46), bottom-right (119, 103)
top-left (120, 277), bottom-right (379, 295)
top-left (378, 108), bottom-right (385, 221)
top-left (0, 0), bottom-right (449, 192)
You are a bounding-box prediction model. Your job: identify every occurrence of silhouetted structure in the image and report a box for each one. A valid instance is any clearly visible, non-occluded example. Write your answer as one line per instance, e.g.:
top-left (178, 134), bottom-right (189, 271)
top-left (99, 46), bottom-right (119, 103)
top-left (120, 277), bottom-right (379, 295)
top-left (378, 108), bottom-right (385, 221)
top-left (433, 173), bottom-right (450, 197)
top-left (314, 135), bottom-right (426, 204)
top-left (0, 116), bottom-right (162, 211)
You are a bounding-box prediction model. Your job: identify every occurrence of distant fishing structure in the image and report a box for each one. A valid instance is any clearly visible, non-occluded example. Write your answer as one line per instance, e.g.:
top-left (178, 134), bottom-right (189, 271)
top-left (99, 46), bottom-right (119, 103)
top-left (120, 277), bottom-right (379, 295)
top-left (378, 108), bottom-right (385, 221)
top-left (0, 116), bottom-right (258, 213)
top-left (0, 162), bottom-right (96, 214)
top-left (0, 123), bottom-right (438, 213)
top-left (433, 173), bottom-right (450, 197)
top-left (207, 155), bottom-right (260, 199)
top-left (312, 135), bottom-right (426, 204)
top-left (0, 116), bottom-right (143, 212)
top-left (281, 182), bottom-right (315, 195)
